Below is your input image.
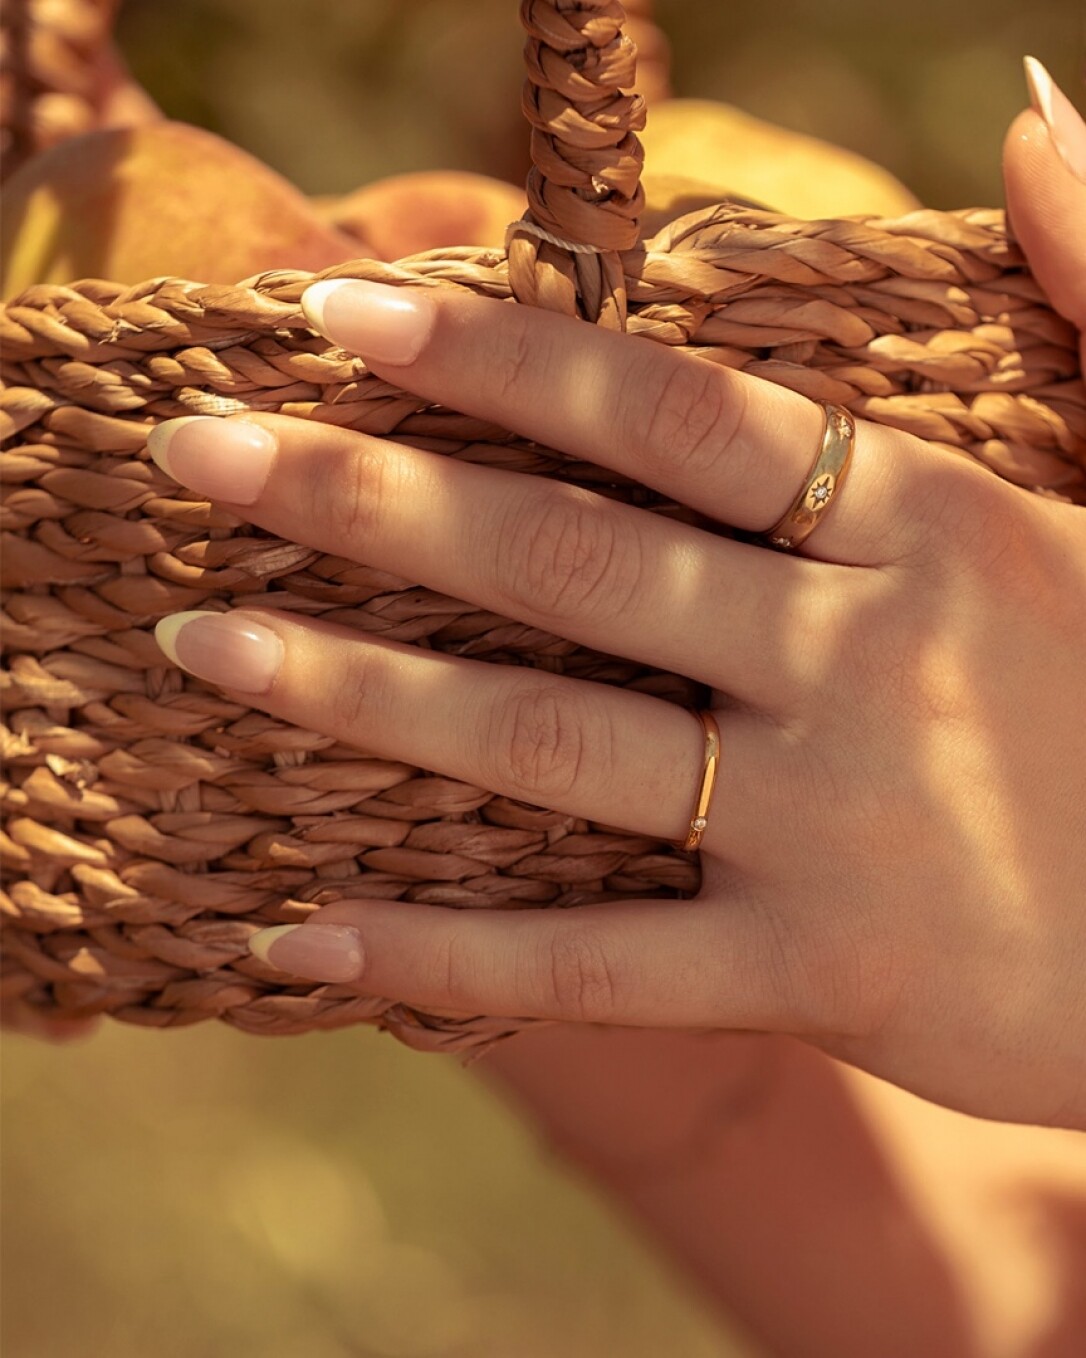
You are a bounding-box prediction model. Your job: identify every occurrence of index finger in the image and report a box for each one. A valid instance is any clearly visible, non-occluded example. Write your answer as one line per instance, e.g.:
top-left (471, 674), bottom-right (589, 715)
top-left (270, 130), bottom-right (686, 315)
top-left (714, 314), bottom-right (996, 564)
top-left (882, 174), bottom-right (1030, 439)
top-left (300, 277), bottom-right (949, 566)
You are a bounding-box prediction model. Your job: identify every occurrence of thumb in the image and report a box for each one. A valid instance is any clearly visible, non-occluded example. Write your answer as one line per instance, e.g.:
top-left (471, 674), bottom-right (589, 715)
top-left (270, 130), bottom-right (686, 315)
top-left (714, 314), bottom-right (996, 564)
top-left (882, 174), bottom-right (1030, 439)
top-left (1003, 57), bottom-right (1086, 363)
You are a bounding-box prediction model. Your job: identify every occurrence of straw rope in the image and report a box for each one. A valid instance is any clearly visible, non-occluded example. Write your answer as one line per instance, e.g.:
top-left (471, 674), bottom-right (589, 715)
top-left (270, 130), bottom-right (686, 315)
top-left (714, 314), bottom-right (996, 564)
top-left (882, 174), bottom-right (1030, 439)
top-left (508, 0), bottom-right (647, 328)
top-left (1, 0), bottom-right (122, 180)
top-left (2, 3), bottom-right (1084, 1050)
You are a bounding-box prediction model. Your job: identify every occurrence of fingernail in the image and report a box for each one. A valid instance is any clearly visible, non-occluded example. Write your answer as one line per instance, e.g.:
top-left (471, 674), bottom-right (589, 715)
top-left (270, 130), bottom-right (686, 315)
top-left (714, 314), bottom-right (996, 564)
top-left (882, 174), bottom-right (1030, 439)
top-left (248, 923), bottom-right (365, 982)
top-left (155, 611), bottom-right (284, 693)
top-left (147, 416), bottom-right (277, 505)
top-left (1024, 56), bottom-right (1086, 183)
top-left (300, 278), bottom-right (437, 364)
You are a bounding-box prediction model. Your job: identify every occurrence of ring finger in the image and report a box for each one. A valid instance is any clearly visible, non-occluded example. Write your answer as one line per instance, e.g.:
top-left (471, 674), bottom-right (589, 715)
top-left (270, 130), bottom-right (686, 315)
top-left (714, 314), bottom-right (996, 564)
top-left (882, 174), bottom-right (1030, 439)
top-left (153, 608), bottom-right (776, 860)
top-left (148, 413), bottom-right (864, 712)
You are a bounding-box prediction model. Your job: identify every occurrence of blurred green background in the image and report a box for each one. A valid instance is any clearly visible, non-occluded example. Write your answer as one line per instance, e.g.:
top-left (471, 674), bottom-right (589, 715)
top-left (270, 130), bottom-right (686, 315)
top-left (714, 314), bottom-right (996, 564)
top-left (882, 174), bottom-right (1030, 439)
top-left (109, 0), bottom-right (1080, 207)
top-left (3, 3), bottom-right (1083, 1357)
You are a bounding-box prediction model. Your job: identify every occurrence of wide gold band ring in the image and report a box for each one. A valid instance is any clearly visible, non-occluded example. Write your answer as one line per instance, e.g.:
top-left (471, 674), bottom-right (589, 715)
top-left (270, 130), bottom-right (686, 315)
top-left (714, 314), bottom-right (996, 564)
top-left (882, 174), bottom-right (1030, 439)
top-left (681, 709), bottom-right (721, 852)
top-left (763, 403), bottom-right (856, 551)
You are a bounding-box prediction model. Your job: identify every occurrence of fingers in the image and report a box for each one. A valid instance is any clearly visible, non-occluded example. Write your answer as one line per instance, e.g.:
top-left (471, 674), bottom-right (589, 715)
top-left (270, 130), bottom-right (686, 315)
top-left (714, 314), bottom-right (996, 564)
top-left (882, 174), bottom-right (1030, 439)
top-left (247, 895), bottom-right (795, 1030)
top-left (296, 276), bottom-right (947, 567)
top-left (1005, 61), bottom-right (1086, 363)
top-left (148, 412), bottom-right (843, 711)
top-left (154, 607), bottom-right (777, 856)
top-left (1, 998), bottom-right (100, 1042)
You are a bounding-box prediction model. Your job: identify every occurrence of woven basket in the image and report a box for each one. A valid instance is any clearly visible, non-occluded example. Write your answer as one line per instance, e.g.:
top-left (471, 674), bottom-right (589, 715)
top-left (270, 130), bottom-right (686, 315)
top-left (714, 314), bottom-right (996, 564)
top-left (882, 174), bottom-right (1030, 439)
top-left (2, 3), bottom-right (1084, 1052)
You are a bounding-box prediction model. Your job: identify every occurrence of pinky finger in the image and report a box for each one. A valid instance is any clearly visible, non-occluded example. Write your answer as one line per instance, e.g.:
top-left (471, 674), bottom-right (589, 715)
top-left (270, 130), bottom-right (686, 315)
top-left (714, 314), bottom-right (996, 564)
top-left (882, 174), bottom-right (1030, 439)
top-left (247, 895), bottom-right (793, 1031)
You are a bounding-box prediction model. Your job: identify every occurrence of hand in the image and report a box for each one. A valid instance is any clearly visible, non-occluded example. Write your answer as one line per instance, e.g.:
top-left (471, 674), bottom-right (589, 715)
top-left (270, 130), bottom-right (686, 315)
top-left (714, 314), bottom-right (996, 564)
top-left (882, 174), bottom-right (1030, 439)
top-left (147, 65), bottom-right (1086, 1128)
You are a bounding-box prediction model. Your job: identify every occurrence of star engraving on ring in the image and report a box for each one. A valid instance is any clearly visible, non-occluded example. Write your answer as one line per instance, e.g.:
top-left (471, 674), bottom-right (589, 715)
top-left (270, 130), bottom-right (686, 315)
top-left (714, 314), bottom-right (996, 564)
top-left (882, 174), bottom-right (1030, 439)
top-left (804, 473), bottom-right (836, 513)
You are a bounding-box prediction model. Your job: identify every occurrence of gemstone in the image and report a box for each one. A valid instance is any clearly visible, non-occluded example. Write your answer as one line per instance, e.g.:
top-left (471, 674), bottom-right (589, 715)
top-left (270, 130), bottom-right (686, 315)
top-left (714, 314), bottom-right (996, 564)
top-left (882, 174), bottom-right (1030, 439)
top-left (692, 816), bottom-right (708, 831)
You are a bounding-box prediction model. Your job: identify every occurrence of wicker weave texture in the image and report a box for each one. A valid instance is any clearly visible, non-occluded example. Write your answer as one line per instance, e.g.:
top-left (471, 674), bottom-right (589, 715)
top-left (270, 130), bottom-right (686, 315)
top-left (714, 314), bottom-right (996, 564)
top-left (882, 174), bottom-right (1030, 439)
top-left (2, 1), bottom-right (1084, 1050)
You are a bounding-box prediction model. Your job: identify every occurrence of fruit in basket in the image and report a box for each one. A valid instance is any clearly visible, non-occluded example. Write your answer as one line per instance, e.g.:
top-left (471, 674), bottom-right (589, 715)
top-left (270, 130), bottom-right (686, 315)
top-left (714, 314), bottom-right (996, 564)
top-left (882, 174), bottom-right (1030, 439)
top-left (639, 99), bottom-right (920, 220)
top-left (0, 120), bottom-right (362, 297)
top-left (313, 170), bottom-right (528, 260)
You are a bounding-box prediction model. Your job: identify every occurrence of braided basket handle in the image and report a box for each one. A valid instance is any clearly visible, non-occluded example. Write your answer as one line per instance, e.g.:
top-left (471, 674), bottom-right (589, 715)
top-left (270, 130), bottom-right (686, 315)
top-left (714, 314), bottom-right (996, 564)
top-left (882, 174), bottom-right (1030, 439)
top-left (1, 0), bottom-right (125, 180)
top-left (511, 0), bottom-right (649, 328)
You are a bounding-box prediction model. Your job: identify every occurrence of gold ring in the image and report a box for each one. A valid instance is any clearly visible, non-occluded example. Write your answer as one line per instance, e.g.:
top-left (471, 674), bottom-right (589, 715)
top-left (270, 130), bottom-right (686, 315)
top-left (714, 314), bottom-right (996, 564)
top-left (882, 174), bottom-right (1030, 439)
top-left (763, 403), bottom-right (856, 551)
top-left (681, 710), bottom-right (721, 851)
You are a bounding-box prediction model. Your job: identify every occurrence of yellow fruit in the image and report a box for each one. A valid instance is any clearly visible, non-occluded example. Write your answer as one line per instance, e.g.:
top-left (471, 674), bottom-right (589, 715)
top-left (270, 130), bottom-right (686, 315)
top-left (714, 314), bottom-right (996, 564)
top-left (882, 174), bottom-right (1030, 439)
top-left (639, 100), bottom-right (921, 222)
top-left (318, 171), bottom-right (527, 261)
top-left (2, 121), bottom-right (361, 297)
top-left (640, 172), bottom-right (770, 239)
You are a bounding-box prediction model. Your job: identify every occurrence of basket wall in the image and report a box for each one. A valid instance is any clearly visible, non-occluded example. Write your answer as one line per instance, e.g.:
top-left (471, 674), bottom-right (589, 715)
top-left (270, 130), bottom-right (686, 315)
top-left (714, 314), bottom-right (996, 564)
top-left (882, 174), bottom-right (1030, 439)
top-left (2, 1), bottom-right (1084, 1051)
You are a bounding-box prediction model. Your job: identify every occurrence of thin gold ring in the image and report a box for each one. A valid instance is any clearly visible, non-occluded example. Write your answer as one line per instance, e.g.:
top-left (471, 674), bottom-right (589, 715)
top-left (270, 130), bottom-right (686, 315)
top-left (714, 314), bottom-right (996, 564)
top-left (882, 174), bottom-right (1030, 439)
top-left (763, 403), bottom-right (856, 551)
top-left (681, 710), bottom-right (721, 851)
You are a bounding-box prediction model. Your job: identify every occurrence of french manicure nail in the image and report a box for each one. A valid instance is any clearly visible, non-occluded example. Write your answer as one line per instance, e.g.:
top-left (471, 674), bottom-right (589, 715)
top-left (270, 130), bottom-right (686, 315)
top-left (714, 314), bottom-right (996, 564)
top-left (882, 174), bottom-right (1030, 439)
top-left (1024, 56), bottom-right (1086, 183)
top-left (300, 278), bottom-right (437, 364)
top-left (249, 923), bottom-right (365, 982)
top-left (154, 611), bottom-right (284, 693)
top-left (147, 416), bottom-right (277, 505)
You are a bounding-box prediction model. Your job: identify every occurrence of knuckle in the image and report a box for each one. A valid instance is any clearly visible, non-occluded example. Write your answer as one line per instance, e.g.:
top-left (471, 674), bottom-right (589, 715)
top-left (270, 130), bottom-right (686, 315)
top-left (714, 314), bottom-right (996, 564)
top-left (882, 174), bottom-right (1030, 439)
top-left (489, 683), bottom-right (592, 804)
top-left (630, 354), bottom-right (740, 481)
top-left (490, 315), bottom-right (535, 404)
top-left (771, 572), bottom-right (869, 707)
top-left (542, 926), bottom-right (620, 1021)
top-left (912, 458), bottom-right (1038, 582)
top-left (432, 928), bottom-right (482, 1014)
top-left (324, 642), bottom-right (386, 739)
top-left (325, 662), bottom-right (368, 736)
top-left (893, 631), bottom-right (972, 729)
top-left (499, 486), bottom-right (638, 627)
top-left (313, 440), bottom-right (389, 549)
top-left (956, 478), bottom-right (1053, 592)
top-left (751, 825), bottom-right (905, 1038)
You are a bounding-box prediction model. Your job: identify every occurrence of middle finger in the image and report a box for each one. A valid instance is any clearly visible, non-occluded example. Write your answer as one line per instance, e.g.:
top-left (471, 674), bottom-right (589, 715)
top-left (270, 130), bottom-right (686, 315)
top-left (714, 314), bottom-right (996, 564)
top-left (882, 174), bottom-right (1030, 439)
top-left (148, 412), bottom-right (853, 712)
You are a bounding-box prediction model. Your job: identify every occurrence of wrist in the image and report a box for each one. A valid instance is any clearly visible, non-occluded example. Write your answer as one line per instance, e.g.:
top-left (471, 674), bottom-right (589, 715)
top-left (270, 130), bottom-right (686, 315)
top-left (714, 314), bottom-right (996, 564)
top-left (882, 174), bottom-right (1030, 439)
top-left (474, 1024), bottom-right (786, 1181)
